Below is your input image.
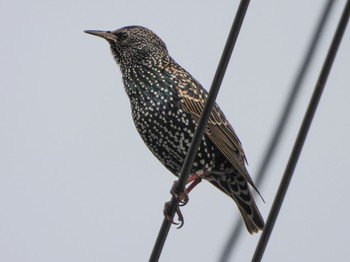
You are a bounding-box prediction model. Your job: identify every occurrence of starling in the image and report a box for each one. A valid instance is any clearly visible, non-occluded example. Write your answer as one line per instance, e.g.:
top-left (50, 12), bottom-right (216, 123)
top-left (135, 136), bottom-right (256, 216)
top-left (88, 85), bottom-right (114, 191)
top-left (84, 26), bottom-right (264, 233)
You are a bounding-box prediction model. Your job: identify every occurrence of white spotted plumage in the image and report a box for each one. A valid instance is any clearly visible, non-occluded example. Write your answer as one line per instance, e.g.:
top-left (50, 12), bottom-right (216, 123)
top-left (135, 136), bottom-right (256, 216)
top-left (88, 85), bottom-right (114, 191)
top-left (85, 25), bottom-right (264, 233)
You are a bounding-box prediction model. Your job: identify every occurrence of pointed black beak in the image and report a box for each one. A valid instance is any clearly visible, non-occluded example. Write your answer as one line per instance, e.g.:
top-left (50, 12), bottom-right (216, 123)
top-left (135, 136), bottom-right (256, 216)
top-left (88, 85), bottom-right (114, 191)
top-left (84, 30), bottom-right (116, 41)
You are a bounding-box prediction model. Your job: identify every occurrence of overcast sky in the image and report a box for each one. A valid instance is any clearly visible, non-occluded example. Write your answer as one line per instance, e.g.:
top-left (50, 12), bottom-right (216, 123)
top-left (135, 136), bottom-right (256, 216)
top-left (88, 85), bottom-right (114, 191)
top-left (1, 1), bottom-right (349, 261)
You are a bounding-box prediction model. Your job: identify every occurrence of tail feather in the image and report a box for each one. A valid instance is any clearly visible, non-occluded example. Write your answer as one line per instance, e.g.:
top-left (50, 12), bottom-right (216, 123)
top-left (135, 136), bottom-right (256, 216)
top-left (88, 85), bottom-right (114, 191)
top-left (208, 172), bottom-right (264, 234)
top-left (236, 195), bottom-right (264, 234)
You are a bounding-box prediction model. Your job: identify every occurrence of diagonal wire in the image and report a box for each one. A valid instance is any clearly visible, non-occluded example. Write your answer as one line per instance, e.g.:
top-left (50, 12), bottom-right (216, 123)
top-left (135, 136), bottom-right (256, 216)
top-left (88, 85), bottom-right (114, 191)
top-left (252, 1), bottom-right (350, 261)
top-left (218, 1), bottom-right (336, 261)
top-left (148, 1), bottom-right (251, 261)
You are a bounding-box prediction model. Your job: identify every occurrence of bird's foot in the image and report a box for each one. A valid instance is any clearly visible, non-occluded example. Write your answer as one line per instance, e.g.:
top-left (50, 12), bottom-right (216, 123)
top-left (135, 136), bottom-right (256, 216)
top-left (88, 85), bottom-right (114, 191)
top-left (162, 175), bottom-right (203, 229)
top-left (170, 180), bottom-right (189, 206)
top-left (163, 201), bottom-right (184, 229)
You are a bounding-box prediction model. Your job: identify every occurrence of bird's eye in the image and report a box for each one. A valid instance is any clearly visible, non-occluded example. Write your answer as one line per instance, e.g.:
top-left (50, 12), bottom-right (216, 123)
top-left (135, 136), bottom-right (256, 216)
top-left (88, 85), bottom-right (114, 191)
top-left (118, 32), bottom-right (128, 41)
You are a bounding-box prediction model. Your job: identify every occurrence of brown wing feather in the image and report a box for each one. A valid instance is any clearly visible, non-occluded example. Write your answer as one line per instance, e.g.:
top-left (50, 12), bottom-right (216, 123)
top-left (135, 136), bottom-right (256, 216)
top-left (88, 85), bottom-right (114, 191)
top-left (176, 83), bottom-right (260, 192)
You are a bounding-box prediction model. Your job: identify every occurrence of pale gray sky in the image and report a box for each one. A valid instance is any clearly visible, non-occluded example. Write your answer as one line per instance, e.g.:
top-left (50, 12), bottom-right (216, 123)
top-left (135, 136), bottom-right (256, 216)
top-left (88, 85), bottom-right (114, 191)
top-left (1, 1), bottom-right (349, 261)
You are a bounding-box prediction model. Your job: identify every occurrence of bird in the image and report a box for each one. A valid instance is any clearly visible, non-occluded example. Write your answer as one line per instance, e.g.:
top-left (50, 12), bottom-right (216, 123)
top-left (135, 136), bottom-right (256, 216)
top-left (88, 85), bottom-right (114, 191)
top-left (84, 25), bottom-right (264, 233)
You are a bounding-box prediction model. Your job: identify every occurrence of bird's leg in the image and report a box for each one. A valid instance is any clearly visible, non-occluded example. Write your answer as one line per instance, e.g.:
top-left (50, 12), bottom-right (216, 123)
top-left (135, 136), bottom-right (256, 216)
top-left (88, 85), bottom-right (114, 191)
top-left (170, 173), bottom-right (203, 206)
top-left (163, 172), bottom-right (205, 228)
top-left (185, 176), bottom-right (202, 195)
top-left (186, 173), bottom-right (201, 183)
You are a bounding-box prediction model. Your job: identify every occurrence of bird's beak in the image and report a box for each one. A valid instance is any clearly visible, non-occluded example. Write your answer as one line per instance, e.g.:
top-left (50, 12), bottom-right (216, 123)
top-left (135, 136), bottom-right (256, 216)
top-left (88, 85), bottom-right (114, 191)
top-left (84, 30), bottom-right (116, 42)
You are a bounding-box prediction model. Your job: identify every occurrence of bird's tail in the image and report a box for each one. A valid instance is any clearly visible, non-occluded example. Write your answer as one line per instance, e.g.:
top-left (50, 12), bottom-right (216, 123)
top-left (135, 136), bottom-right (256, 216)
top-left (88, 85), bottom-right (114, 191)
top-left (235, 194), bottom-right (264, 234)
top-left (208, 172), bottom-right (264, 234)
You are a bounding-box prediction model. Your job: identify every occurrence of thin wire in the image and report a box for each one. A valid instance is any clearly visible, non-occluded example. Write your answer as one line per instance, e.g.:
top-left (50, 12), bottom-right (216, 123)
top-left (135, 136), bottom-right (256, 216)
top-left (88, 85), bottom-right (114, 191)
top-left (148, 1), bottom-right (251, 261)
top-left (252, 1), bottom-right (350, 261)
top-left (218, 1), bottom-right (336, 261)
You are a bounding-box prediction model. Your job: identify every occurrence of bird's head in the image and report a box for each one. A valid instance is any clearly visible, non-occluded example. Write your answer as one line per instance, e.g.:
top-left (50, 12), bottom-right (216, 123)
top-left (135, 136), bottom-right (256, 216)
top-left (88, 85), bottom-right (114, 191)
top-left (85, 26), bottom-right (170, 71)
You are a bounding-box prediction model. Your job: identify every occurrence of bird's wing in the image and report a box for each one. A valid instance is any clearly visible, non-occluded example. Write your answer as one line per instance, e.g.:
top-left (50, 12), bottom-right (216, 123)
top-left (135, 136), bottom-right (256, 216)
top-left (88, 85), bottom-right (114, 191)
top-left (176, 81), bottom-right (259, 191)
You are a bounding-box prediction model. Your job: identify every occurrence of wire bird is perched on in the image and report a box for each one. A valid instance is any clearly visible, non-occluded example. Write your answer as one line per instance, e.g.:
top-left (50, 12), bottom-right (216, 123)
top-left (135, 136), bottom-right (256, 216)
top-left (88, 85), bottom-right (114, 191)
top-left (85, 26), bottom-right (264, 233)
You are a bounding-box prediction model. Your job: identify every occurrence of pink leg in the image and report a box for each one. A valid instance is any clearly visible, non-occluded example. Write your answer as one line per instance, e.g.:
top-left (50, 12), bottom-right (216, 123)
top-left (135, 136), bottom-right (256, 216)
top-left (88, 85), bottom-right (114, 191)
top-left (185, 177), bottom-right (202, 194)
top-left (186, 173), bottom-right (200, 184)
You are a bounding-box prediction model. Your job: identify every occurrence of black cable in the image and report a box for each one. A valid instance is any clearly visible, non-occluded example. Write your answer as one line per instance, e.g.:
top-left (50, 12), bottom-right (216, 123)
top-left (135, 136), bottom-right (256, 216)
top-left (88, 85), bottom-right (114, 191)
top-left (218, 1), bottom-right (336, 261)
top-left (252, 1), bottom-right (350, 261)
top-left (148, 1), bottom-right (251, 261)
